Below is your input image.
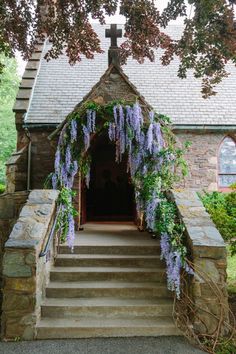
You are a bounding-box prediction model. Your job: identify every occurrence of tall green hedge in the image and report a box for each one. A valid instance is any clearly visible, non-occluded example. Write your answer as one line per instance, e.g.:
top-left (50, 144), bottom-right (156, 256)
top-left (0, 55), bottom-right (19, 184)
top-left (200, 189), bottom-right (236, 255)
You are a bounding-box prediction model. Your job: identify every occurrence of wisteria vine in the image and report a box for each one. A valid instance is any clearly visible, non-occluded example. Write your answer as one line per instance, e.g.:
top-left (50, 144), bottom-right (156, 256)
top-left (50, 100), bottom-right (193, 297)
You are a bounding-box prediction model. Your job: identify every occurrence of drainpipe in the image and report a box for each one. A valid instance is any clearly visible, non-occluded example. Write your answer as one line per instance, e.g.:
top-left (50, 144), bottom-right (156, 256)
top-left (25, 128), bottom-right (32, 191)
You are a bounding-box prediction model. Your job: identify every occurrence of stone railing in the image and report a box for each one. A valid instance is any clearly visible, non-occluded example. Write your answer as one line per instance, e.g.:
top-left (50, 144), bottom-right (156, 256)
top-left (0, 191), bottom-right (29, 333)
top-left (1, 189), bottom-right (59, 340)
top-left (5, 145), bottom-right (28, 193)
top-left (170, 189), bottom-right (229, 335)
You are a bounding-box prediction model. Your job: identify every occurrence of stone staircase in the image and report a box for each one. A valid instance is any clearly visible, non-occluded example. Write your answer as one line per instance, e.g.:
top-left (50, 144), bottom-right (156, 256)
top-left (36, 223), bottom-right (180, 339)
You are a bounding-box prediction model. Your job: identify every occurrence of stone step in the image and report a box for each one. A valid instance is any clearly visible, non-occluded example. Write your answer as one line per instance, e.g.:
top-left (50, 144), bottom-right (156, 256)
top-left (50, 267), bottom-right (166, 283)
top-left (46, 281), bottom-right (172, 299)
top-left (41, 298), bottom-right (173, 318)
top-left (36, 316), bottom-right (180, 339)
top-left (55, 254), bottom-right (165, 268)
top-left (59, 245), bottom-right (160, 255)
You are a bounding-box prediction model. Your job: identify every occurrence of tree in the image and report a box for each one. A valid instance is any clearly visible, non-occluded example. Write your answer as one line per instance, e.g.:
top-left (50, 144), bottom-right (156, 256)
top-left (0, 0), bottom-right (236, 97)
top-left (0, 55), bottom-right (20, 184)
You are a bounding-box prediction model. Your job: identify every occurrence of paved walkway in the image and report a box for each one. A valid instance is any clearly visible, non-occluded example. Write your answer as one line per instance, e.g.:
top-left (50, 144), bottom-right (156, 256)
top-left (0, 337), bottom-right (205, 354)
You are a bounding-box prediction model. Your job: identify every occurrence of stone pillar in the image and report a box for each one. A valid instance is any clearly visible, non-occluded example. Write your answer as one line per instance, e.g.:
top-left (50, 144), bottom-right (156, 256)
top-left (1, 190), bottom-right (59, 340)
top-left (170, 189), bottom-right (229, 335)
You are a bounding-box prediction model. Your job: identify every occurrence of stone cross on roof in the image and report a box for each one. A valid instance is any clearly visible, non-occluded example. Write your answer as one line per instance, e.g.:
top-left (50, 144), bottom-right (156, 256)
top-left (105, 24), bottom-right (122, 67)
top-left (105, 24), bottom-right (122, 48)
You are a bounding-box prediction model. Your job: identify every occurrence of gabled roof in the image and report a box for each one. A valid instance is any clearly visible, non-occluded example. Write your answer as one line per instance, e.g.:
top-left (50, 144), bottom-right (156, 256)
top-left (21, 24), bottom-right (236, 126)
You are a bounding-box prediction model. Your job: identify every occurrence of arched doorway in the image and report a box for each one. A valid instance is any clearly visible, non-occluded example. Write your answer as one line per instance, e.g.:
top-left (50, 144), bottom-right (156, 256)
top-left (85, 133), bottom-right (135, 222)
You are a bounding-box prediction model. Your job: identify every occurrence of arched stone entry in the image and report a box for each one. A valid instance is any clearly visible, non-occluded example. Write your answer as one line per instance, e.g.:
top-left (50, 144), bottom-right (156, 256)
top-left (85, 133), bottom-right (135, 222)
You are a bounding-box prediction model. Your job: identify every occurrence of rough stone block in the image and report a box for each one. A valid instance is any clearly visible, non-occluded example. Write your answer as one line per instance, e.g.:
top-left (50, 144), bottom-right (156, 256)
top-left (4, 276), bottom-right (36, 293)
top-left (3, 252), bottom-right (32, 277)
top-left (6, 218), bottom-right (47, 243)
top-left (3, 293), bottom-right (35, 311)
top-left (27, 189), bottom-right (59, 205)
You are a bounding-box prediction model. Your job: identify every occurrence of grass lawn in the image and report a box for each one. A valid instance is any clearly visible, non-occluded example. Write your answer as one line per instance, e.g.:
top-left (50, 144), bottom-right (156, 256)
top-left (227, 248), bottom-right (236, 294)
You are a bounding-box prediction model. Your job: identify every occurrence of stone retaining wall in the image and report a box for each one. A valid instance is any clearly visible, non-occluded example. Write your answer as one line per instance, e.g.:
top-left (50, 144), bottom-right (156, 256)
top-left (0, 191), bottom-right (29, 334)
top-left (1, 190), bottom-right (59, 340)
top-left (170, 189), bottom-right (229, 334)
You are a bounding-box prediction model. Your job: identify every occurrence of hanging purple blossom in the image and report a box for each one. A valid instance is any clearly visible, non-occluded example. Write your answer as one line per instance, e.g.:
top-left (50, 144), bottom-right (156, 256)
top-left (70, 119), bottom-right (77, 142)
top-left (66, 213), bottom-right (75, 250)
top-left (86, 110), bottom-right (92, 133)
top-left (71, 160), bottom-right (78, 178)
top-left (52, 173), bottom-right (57, 189)
top-left (61, 164), bottom-right (68, 187)
top-left (92, 110), bottom-right (96, 133)
top-left (126, 105), bottom-right (133, 127)
top-left (153, 122), bottom-right (164, 152)
top-left (65, 146), bottom-right (71, 172)
top-left (55, 148), bottom-right (61, 174)
top-left (145, 196), bottom-right (160, 230)
top-left (146, 123), bottom-right (153, 153)
top-left (108, 123), bottom-right (116, 141)
top-left (82, 125), bottom-right (90, 151)
top-left (85, 166), bottom-right (90, 188)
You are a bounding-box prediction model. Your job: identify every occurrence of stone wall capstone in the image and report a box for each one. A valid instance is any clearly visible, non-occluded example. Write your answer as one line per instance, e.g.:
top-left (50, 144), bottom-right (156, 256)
top-left (170, 189), bottom-right (229, 335)
top-left (1, 189), bottom-right (59, 340)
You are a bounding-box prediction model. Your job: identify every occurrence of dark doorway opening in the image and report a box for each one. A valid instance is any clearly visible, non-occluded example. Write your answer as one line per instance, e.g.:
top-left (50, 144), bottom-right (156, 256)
top-left (86, 134), bottom-right (135, 221)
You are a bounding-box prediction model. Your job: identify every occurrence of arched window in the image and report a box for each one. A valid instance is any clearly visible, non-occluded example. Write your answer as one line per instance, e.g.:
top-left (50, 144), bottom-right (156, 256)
top-left (218, 136), bottom-right (236, 188)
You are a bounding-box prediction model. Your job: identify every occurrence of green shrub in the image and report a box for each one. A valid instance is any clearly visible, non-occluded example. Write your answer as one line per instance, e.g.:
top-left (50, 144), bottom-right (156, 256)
top-left (0, 183), bottom-right (6, 194)
top-left (200, 191), bottom-right (236, 255)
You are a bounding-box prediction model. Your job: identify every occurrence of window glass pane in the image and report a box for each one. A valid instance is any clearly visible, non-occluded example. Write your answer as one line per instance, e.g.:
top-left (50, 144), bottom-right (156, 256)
top-left (219, 175), bottom-right (236, 188)
top-left (219, 137), bottom-right (236, 174)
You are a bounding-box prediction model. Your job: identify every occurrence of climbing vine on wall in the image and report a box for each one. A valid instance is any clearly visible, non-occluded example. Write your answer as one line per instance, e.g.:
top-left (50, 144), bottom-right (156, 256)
top-left (50, 99), bottom-right (193, 297)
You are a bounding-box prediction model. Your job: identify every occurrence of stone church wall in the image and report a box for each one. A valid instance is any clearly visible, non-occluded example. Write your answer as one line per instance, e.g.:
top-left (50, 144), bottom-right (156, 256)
top-left (29, 130), bottom-right (56, 189)
top-left (10, 129), bottom-right (235, 192)
top-left (175, 131), bottom-right (236, 191)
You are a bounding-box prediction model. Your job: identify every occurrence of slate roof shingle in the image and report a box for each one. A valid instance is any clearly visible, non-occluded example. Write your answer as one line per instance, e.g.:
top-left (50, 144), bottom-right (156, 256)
top-left (26, 24), bottom-right (236, 126)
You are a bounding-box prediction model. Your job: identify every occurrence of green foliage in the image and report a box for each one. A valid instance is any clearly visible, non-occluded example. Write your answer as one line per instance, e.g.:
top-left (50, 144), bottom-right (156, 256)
top-left (214, 338), bottom-right (236, 354)
top-left (200, 191), bottom-right (236, 255)
top-left (0, 54), bottom-right (19, 184)
top-left (227, 246), bottom-right (236, 294)
top-left (0, 183), bottom-right (5, 194)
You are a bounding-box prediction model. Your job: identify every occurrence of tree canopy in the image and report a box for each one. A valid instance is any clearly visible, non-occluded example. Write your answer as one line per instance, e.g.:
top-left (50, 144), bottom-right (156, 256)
top-left (0, 0), bottom-right (236, 97)
top-left (0, 55), bottom-right (19, 184)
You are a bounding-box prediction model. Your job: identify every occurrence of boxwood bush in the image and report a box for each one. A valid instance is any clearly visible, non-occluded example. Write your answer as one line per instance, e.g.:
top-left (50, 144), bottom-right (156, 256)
top-left (200, 188), bottom-right (236, 255)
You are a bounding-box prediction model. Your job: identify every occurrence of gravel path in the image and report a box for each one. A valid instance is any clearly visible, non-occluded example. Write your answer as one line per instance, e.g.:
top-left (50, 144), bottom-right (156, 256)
top-left (0, 337), bottom-right (206, 354)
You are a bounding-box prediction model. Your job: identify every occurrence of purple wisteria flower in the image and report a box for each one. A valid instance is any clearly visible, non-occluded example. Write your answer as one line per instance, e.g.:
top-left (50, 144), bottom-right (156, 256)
top-left (65, 146), bottom-right (71, 172)
top-left (92, 110), bottom-right (96, 133)
top-left (153, 122), bottom-right (164, 152)
top-left (66, 213), bottom-right (75, 250)
top-left (82, 125), bottom-right (90, 151)
top-left (54, 148), bottom-right (61, 174)
top-left (160, 232), bottom-right (194, 299)
top-left (145, 196), bottom-right (160, 230)
top-left (52, 173), bottom-right (57, 189)
top-left (70, 119), bottom-right (77, 142)
top-left (108, 123), bottom-right (116, 141)
top-left (146, 123), bottom-right (153, 153)
top-left (85, 166), bottom-right (90, 188)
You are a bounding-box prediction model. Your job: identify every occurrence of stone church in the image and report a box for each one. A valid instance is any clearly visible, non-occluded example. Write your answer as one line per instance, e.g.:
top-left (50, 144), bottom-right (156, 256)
top-left (7, 24), bottom-right (236, 196)
top-left (0, 24), bottom-right (233, 340)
